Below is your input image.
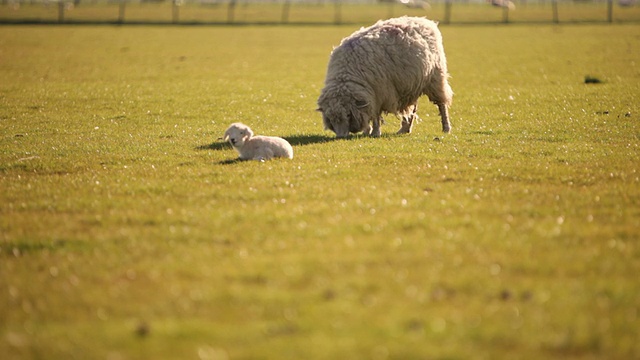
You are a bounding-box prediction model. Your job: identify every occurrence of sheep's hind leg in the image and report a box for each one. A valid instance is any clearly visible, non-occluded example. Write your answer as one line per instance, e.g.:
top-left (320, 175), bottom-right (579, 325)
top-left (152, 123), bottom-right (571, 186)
top-left (438, 103), bottom-right (451, 133)
top-left (397, 104), bottom-right (418, 134)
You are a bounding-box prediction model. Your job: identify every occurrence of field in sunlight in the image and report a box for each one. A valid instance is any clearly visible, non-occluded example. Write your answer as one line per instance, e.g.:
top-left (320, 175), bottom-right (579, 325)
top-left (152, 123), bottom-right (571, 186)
top-left (1, 23), bottom-right (639, 359)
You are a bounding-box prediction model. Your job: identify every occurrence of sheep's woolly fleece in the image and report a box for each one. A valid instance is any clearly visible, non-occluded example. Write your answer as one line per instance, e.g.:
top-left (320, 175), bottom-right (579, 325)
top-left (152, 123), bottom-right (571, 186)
top-left (317, 16), bottom-right (453, 138)
top-left (223, 123), bottom-right (293, 161)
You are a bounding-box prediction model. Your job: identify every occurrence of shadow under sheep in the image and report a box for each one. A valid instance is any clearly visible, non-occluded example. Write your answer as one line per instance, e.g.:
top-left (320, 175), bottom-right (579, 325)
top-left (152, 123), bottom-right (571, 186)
top-left (196, 134), bottom-right (336, 164)
top-left (197, 132), bottom-right (418, 164)
top-left (196, 134), bottom-right (335, 152)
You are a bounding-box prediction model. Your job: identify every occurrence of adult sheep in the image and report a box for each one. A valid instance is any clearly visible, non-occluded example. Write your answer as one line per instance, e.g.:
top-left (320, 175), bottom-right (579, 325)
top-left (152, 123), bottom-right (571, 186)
top-left (317, 16), bottom-right (453, 138)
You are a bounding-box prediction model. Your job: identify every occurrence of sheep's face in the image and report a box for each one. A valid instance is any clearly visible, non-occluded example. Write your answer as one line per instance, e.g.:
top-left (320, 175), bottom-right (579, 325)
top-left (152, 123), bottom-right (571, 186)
top-left (318, 96), bottom-right (369, 138)
top-left (223, 123), bottom-right (253, 148)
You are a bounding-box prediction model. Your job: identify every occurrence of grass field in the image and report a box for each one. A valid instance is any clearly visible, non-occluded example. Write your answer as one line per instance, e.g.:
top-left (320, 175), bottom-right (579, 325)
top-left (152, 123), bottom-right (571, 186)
top-left (1, 22), bottom-right (639, 359)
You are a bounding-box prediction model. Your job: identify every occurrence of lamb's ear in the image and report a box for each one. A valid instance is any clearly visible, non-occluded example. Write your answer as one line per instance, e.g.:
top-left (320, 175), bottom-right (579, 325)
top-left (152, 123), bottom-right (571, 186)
top-left (355, 99), bottom-right (369, 109)
top-left (316, 107), bottom-right (322, 112)
top-left (245, 128), bottom-right (254, 139)
top-left (223, 134), bottom-right (229, 141)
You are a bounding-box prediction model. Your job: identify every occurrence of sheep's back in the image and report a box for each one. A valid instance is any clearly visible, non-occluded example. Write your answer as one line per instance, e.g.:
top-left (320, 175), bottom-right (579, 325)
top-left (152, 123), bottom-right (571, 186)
top-left (326, 17), bottom-right (446, 112)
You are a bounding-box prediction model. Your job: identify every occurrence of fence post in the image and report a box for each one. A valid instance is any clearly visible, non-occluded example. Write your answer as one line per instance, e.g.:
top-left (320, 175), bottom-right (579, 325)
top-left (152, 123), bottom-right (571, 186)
top-left (503, 3), bottom-right (510, 23)
top-left (58, 1), bottom-right (65, 23)
top-left (282, 0), bottom-right (290, 23)
top-left (228, 0), bottom-right (237, 24)
top-left (118, 1), bottom-right (126, 24)
top-left (444, 0), bottom-right (452, 25)
top-left (552, 0), bottom-right (559, 23)
top-left (172, 0), bottom-right (179, 24)
top-left (607, 0), bottom-right (613, 23)
top-left (334, 0), bottom-right (341, 25)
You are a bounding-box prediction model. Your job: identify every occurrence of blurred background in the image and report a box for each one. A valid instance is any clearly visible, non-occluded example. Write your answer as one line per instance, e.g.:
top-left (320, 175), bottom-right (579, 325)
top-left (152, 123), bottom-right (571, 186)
top-left (1, 0), bottom-right (639, 25)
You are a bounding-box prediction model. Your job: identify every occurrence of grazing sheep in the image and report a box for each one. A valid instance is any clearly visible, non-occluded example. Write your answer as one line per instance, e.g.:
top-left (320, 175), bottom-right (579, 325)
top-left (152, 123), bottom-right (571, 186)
top-left (223, 123), bottom-right (293, 161)
top-left (317, 16), bottom-right (453, 138)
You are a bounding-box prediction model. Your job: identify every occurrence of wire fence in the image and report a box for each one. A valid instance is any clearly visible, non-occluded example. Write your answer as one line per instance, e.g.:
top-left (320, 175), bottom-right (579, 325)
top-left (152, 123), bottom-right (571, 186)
top-left (1, 0), bottom-right (639, 25)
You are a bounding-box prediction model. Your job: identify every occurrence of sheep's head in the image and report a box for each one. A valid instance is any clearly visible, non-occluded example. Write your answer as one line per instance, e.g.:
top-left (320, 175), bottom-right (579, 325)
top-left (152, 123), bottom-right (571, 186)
top-left (223, 123), bottom-right (253, 148)
top-left (317, 93), bottom-right (370, 138)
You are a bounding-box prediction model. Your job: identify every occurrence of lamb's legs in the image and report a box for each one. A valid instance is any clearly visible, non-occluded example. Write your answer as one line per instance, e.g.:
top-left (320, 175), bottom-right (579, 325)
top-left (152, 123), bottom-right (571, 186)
top-left (253, 148), bottom-right (274, 161)
top-left (397, 104), bottom-right (418, 134)
top-left (438, 103), bottom-right (451, 133)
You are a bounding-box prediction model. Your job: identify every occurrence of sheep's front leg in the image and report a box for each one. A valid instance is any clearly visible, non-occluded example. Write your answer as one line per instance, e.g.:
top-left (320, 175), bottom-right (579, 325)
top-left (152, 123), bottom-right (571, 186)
top-left (362, 123), bottom-right (372, 136)
top-left (397, 104), bottom-right (418, 134)
top-left (370, 116), bottom-right (382, 137)
top-left (438, 103), bottom-right (451, 133)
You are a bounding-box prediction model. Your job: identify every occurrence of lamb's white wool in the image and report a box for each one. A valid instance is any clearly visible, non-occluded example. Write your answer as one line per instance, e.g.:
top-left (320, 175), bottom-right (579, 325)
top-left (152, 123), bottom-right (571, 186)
top-left (223, 123), bottom-right (293, 161)
top-left (317, 16), bottom-right (453, 138)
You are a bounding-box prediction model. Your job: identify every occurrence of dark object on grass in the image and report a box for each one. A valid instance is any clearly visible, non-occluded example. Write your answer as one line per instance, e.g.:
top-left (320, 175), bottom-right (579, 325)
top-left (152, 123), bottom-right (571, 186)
top-left (135, 321), bottom-right (150, 338)
top-left (584, 75), bottom-right (603, 84)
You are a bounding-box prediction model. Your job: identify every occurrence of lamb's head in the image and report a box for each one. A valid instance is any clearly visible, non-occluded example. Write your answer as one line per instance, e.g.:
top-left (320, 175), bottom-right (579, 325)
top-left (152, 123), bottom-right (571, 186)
top-left (317, 91), bottom-right (370, 138)
top-left (223, 123), bottom-right (254, 148)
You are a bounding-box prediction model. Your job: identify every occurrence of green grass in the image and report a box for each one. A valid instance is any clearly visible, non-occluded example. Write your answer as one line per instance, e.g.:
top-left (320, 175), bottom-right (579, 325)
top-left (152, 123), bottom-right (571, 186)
top-left (1, 23), bottom-right (639, 359)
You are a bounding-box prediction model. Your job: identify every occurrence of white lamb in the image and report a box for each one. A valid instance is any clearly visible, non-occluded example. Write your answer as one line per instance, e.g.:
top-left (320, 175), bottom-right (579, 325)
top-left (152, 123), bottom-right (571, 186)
top-left (317, 16), bottom-right (453, 138)
top-left (223, 123), bottom-right (293, 161)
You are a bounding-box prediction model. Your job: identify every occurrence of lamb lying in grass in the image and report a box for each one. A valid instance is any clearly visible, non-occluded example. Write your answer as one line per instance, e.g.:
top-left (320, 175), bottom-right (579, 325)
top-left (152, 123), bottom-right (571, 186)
top-left (223, 123), bottom-right (293, 161)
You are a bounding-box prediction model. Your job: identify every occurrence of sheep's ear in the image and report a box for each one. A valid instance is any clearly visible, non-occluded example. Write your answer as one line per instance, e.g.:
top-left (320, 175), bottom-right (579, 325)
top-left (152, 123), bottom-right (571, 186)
top-left (223, 134), bottom-right (229, 141)
top-left (316, 107), bottom-right (323, 112)
top-left (355, 99), bottom-right (369, 109)
top-left (349, 104), bottom-right (364, 126)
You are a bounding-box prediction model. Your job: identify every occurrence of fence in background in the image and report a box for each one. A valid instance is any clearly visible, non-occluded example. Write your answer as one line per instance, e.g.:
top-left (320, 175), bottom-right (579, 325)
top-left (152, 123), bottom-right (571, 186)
top-left (1, 0), bottom-right (639, 25)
